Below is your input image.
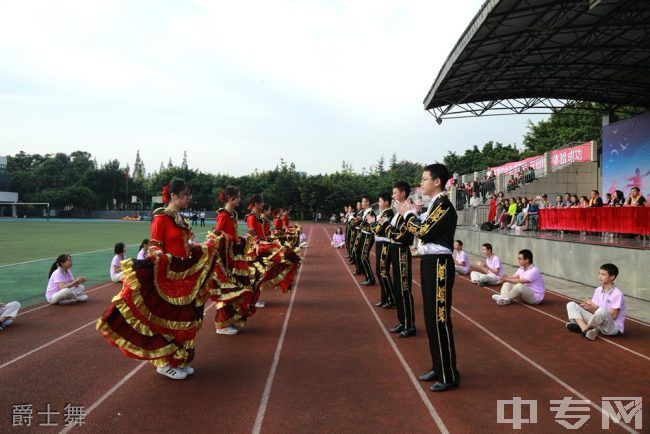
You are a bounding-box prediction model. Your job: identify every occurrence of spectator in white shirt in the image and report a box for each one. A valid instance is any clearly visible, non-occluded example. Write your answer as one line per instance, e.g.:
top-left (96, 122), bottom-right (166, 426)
top-left (136, 239), bottom-right (150, 260)
top-left (470, 243), bottom-right (503, 286)
top-left (492, 249), bottom-right (545, 306)
top-left (469, 191), bottom-right (481, 226)
top-left (110, 242), bottom-right (126, 282)
top-left (453, 240), bottom-right (470, 275)
top-left (0, 300), bottom-right (21, 330)
top-left (566, 263), bottom-right (626, 340)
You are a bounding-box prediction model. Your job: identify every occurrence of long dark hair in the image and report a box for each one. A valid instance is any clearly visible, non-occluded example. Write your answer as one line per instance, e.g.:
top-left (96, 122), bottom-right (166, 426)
top-left (114, 242), bottom-right (125, 255)
top-left (49, 254), bottom-right (70, 278)
top-left (138, 238), bottom-right (150, 251)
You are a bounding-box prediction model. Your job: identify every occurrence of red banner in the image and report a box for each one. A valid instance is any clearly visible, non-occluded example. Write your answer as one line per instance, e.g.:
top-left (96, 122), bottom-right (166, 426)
top-left (550, 142), bottom-right (592, 168)
top-left (489, 155), bottom-right (544, 176)
top-left (539, 207), bottom-right (650, 235)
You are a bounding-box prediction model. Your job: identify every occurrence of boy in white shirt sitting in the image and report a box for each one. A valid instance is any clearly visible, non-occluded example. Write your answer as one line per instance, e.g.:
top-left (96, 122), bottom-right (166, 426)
top-left (453, 240), bottom-right (470, 275)
top-left (470, 243), bottom-right (502, 286)
top-left (492, 249), bottom-right (545, 306)
top-left (566, 263), bottom-right (626, 341)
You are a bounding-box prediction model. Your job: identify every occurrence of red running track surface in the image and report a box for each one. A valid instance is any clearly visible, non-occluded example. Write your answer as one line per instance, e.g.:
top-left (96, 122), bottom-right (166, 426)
top-left (0, 223), bottom-right (647, 433)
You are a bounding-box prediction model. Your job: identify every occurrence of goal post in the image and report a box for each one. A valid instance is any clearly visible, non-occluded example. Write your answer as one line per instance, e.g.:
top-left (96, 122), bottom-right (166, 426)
top-left (1, 202), bottom-right (51, 220)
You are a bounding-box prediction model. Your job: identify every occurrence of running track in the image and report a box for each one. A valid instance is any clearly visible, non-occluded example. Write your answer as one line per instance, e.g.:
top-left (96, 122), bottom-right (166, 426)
top-left (1, 223), bottom-right (648, 433)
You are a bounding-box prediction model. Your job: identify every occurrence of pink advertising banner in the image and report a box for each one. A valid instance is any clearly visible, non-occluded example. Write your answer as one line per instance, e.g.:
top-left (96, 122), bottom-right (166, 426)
top-left (550, 141), bottom-right (592, 168)
top-left (489, 155), bottom-right (545, 176)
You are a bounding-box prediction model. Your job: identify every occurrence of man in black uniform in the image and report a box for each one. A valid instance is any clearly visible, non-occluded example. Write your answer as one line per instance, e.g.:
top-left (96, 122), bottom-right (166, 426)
top-left (348, 202), bottom-right (362, 271)
top-left (366, 193), bottom-right (395, 307)
top-left (385, 181), bottom-right (416, 339)
top-left (395, 164), bottom-right (460, 392)
top-left (357, 196), bottom-right (376, 285)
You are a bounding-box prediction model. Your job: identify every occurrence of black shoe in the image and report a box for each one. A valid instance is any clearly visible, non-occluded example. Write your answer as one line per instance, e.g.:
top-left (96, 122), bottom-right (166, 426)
top-left (388, 324), bottom-right (404, 333)
top-left (566, 322), bottom-right (581, 333)
top-left (374, 301), bottom-right (384, 307)
top-left (381, 302), bottom-right (394, 309)
top-left (430, 381), bottom-right (459, 392)
top-left (397, 328), bottom-right (416, 338)
top-left (361, 279), bottom-right (375, 286)
top-left (418, 369), bottom-right (439, 382)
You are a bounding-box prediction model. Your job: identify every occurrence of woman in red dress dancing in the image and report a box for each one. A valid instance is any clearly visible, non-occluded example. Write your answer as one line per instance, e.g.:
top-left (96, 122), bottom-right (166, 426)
top-left (97, 179), bottom-right (217, 380)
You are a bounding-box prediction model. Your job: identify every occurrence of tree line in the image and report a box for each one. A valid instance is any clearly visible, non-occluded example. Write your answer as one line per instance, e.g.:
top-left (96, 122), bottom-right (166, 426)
top-left (7, 104), bottom-right (643, 217)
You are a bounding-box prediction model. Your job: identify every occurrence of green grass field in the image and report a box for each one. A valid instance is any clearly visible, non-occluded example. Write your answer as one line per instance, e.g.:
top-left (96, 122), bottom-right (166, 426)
top-left (0, 219), bottom-right (247, 307)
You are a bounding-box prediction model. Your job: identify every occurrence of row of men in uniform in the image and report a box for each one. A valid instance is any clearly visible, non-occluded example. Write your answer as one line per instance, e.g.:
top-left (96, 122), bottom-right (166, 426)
top-left (343, 163), bottom-right (460, 392)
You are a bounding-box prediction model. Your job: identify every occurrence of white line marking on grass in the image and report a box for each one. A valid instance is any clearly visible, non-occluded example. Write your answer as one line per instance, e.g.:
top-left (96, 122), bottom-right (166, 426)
top-left (409, 279), bottom-right (638, 434)
top-left (252, 227), bottom-right (312, 434)
top-left (328, 227), bottom-right (449, 434)
top-left (0, 319), bottom-right (96, 370)
top-left (0, 231), bottom-right (209, 268)
top-left (17, 282), bottom-right (116, 316)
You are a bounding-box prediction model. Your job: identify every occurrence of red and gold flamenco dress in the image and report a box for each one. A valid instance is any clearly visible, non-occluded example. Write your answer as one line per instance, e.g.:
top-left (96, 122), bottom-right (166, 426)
top-left (210, 210), bottom-right (302, 329)
top-left (96, 208), bottom-right (217, 368)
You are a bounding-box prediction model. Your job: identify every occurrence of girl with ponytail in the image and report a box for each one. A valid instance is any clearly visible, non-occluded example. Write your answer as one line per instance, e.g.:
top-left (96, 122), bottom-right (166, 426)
top-left (45, 254), bottom-right (88, 304)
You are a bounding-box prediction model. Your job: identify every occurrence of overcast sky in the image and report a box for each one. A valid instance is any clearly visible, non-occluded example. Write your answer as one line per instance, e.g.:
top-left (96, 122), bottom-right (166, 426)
top-left (0, 0), bottom-right (547, 176)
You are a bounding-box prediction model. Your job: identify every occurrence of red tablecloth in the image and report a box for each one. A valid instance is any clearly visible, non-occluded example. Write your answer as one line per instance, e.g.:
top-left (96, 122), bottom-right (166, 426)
top-left (539, 207), bottom-right (650, 235)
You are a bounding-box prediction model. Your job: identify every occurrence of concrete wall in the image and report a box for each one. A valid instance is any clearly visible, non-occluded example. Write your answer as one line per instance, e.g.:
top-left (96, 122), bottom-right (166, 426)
top-left (506, 161), bottom-right (600, 199)
top-left (456, 227), bottom-right (649, 301)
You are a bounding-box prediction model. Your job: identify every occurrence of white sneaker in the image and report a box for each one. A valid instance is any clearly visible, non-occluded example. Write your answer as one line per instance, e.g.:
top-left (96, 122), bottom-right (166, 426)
top-left (584, 329), bottom-right (598, 341)
top-left (59, 299), bottom-right (78, 305)
top-left (496, 297), bottom-right (511, 306)
top-left (180, 365), bottom-right (195, 375)
top-left (75, 294), bottom-right (89, 302)
top-left (156, 365), bottom-right (187, 380)
top-left (216, 326), bottom-right (238, 335)
top-left (255, 300), bottom-right (266, 308)
top-left (491, 294), bottom-right (501, 301)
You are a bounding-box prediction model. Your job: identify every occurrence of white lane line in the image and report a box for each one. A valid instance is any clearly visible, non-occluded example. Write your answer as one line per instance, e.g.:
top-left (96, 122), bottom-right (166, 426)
top-left (409, 279), bottom-right (638, 434)
top-left (252, 227), bottom-right (312, 434)
top-left (453, 274), bottom-right (650, 361)
top-left (328, 228), bottom-right (449, 434)
top-left (17, 282), bottom-right (117, 317)
top-left (1, 231), bottom-right (209, 268)
top-left (0, 319), bottom-right (97, 370)
top-left (59, 301), bottom-right (217, 434)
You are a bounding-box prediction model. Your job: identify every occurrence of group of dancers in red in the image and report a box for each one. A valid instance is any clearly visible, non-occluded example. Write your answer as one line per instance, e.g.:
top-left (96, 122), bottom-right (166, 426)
top-left (96, 179), bottom-right (302, 379)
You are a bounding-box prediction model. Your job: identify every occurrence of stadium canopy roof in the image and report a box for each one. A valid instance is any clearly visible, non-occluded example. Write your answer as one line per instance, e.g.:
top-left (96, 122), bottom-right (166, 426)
top-left (423, 0), bottom-right (650, 122)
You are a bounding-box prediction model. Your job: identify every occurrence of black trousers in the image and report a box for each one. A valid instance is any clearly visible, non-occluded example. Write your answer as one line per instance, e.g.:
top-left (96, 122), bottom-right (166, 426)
top-left (351, 229), bottom-right (362, 271)
top-left (389, 244), bottom-right (414, 330)
top-left (345, 225), bottom-right (352, 254)
top-left (420, 254), bottom-right (459, 385)
top-left (375, 242), bottom-right (393, 304)
top-left (356, 232), bottom-right (374, 280)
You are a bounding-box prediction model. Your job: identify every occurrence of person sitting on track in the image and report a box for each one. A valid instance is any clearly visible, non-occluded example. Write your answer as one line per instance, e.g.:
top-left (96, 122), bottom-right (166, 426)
top-left (136, 238), bottom-right (149, 260)
top-left (331, 227), bottom-right (345, 248)
top-left (565, 263), bottom-right (626, 341)
top-left (0, 300), bottom-right (21, 331)
top-left (470, 243), bottom-right (502, 286)
top-left (110, 242), bottom-right (126, 282)
top-left (45, 255), bottom-right (88, 305)
top-left (452, 240), bottom-right (470, 275)
top-left (492, 249), bottom-right (545, 306)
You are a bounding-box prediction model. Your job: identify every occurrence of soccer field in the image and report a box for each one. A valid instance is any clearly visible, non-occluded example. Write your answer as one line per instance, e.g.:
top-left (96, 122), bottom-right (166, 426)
top-left (0, 219), bottom-right (245, 307)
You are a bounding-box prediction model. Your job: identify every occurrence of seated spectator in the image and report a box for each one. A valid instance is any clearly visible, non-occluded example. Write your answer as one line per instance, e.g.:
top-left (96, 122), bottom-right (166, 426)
top-left (492, 249), bottom-right (545, 306)
top-left (555, 194), bottom-right (565, 208)
top-left (110, 242), bottom-right (126, 282)
top-left (0, 300), bottom-right (21, 331)
top-left (566, 263), bottom-right (626, 340)
top-left (589, 190), bottom-right (603, 207)
top-left (46, 255), bottom-right (88, 305)
top-left (506, 198), bottom-right (517, 226)
top-left (563, 192), bottom-right (572, 207)
top-left (625, 187), bottom-right (646, 207)
top-left (136, 238), bottom-right (150, 260)
top-left (527, 166), bottom-right (535, 182)
top-left (299, 232), bottom-right (308, 248)
top-left (526, 198), bottom-right (539, 231)
top-left (497, 199), bottom-right (510, 229)
top-left (331, 227), bottom-right (345, 248)
top-left (470, 243), bottom-right (503, 286)
top-left (612, 190), bottom-right (625, 207)
top-left (453, 240), bottom-right (470, 275)
top-left (604, 193), bottom-right (613, 206)
top-left (569, 195), bottom-right (580, 207)
top-left (579, 195), bottom-right (589, 207)
top-left (539, 194), bottom-right (550, 209)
